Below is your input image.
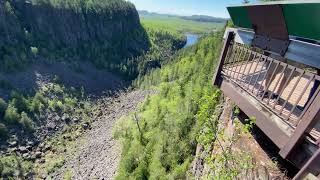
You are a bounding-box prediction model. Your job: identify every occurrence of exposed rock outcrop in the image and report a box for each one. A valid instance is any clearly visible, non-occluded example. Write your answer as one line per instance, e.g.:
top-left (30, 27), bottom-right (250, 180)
top-left (190, 98), bottom-right (289, 179)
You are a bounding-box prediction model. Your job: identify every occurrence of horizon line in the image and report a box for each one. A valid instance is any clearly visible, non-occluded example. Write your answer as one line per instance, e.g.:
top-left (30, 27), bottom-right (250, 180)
top-left (137, 9), bottom-right (230, 19)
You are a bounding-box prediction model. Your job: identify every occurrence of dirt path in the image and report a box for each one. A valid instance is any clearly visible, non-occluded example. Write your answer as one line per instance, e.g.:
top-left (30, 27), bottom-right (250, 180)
top-left (51, 90), bottom-right (155, 179)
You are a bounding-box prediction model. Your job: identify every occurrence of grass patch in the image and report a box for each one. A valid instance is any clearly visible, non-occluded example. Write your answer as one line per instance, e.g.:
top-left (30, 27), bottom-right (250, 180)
top-left (0, 155), bottom-right (33, 178)
top-left (63, 170), bottom-right (73, 180)
top-left (141, 16), bottom-right (225, 34)
top-left (45, 156), bottom-right (65, 174)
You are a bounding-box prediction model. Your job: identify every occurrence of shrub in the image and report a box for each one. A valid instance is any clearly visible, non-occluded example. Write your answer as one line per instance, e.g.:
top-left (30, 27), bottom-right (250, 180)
top-left (29, 92), bottom-right (46, 115)
top-left (48, 99), bottom-right (64, 111)
top-left (64, 97), bottom-right (77, 111)
top-left (10, 91), bottom-right (29, 113)
top-left (20, 112), bottom-right (34, 132)
top-left (63, 170), bottom-right (73, 180)
top-left (53, 75), bottom-right (61, 84)
top-left (0, 155), bottom-right (32, 178)
top-left (0, 156), bottom-right (15, 178)
top-left (31, 46), bottom-right (39, 56)
top-left (45, 157), bottom-right (65, 174)
top-left (4, 104), bottom-right (20, 124)
top-left (0, 98), bottom-right (7, 116)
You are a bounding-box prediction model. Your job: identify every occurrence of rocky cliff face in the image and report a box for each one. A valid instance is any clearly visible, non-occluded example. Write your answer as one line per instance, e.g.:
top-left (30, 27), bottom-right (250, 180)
top-left (189, 98), bottom-right (290, 179)
top-left (0, 0), bottom-right (150, 75)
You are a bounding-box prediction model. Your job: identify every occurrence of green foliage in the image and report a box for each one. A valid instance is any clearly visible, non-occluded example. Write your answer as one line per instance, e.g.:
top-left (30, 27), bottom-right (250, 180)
top-left (233, 106), bottom-right (256, 134)
top-left (135, 28), bottom-right (187, 76)
top-left (29, 92), bottom-right (46, 115)
top-left (45, 157), bottom-right (65, 174)
top-left (197, 104), bottom-right (256, 179)
top-left (0, 155), bottom-right (33, 179)
top-left (141, 15), bottom-right (225, 34)
top-left (237, 116), bottom-right (256, 134)
top-left (233, 106), bottom-right (241, 116)
top-left (4, 104), bottom-right (20, 124)
top-left (20, 112), bottom-right (34, 132)
top-left (10, 91), bottom-right (29, 113)
top-left (196, 96), bottom-right (223, 152)
top-left (0, 0), bottom-right (190, 80)
top-left (0, 81), bottom-right (94, 179)
top-left (63, 170), bottom-right (73, 180)
top-left (0, 0), bottom-right (152, 78)
top-left (31, 46), bottom-right (39, 56)
top-left (0, 81), bottom-right (92, 147)
top-left (115, 31), bottom-right (224, 178)
top-left (3, 98), bottom-right (35, 131)
top-left (226, 20), bottom-right (235, 28)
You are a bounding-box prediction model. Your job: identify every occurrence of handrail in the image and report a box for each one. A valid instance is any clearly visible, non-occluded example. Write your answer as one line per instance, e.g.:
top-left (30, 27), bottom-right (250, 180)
top-left (223, 28), bottom-right (320, 69)
top-left (222, 43), bottom-right (320, 129)
top-left (216, 27), bottom-right (320, 179)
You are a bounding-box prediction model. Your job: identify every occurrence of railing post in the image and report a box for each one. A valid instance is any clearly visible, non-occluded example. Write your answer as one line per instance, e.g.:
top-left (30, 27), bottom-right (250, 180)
top-left (212, 31), bottom-right (234, 86)
top-left (293, 148), bottom-right (320, 180)
top-left (279, 90), bottom-right (320, 158)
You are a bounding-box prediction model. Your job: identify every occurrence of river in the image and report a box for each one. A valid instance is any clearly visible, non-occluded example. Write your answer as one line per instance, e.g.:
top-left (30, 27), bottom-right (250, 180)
top-left (184, 34), bottom-right (199, 47)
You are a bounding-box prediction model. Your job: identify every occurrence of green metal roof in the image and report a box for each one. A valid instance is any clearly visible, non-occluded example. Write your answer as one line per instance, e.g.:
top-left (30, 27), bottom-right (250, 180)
top-left (227, 1), bottom-right (320, 41)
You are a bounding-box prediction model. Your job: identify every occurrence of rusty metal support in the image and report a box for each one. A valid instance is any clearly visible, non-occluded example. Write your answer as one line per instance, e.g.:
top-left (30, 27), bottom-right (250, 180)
top-left (279, 90), bottom-right (320, 158)
top-left (213, 31), bottom-right (234, 86)
top-left (220, 79), bottom-right (289, 148)
top-left (293, 148), bottom-right (320, 180)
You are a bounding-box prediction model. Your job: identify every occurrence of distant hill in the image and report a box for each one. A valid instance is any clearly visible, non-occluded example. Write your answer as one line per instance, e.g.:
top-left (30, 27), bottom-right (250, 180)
top-left (181, 15), bottom-right (227, 23)
top-left (138, 10), bottom-right (165, 17)
top-left (138, 10), bottom-right (173, 17)
top-left (138, 10), bottom-right (228, 23)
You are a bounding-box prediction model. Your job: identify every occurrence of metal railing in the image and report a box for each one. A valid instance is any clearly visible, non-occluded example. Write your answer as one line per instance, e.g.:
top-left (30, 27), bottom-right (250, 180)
top-left (221, 43), bottom-right (320, 138)
top-left (214, 31), bottom-right (320, 178)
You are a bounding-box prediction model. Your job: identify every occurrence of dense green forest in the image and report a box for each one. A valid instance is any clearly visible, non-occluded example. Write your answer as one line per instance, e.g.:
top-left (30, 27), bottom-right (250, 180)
top-left (0, 0), bottom-right (185, 144)
top-left (133, 28), bottom-right (186, 76)
top-left (0, 82), bottom-right (93, 178)
top-left (0, 0), bottom-right (294, 178)
top-left (0, 0), bottom-right (186, 79)
top-left (0, 0), bottom-right (251, 178)
top-left (114, 30), bottom-right (225, 178)
top-left (0, 0), bottom-right (188, 178)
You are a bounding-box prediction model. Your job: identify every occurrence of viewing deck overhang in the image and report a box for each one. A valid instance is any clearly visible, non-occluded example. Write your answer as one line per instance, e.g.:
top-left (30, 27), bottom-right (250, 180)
top-left (213, 29), bottom-right (320, 179)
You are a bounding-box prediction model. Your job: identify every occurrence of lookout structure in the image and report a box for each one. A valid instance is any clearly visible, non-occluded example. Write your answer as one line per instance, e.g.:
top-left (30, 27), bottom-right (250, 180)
top-left (213, 1), bottom-right (320, 179)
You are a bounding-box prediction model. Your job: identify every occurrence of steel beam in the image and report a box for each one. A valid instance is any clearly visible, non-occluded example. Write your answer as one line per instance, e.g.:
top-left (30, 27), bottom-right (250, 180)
top-left (279, 91), bottom-right (320, 159)
top-left (293, 148), bottom-right (320, 180)
top-left (220, 78), bottom-right (289, 148)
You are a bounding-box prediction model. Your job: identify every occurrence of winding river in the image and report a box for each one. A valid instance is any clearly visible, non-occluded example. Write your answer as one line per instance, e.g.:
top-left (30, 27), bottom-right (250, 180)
top-left (184, 34), bottom-right (200, 47)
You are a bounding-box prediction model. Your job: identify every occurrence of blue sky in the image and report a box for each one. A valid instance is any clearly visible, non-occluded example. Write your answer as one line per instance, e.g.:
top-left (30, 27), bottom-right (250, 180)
top-left (128, 0), bottom-right (257, 18)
